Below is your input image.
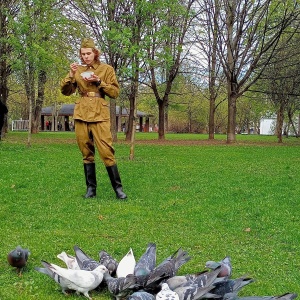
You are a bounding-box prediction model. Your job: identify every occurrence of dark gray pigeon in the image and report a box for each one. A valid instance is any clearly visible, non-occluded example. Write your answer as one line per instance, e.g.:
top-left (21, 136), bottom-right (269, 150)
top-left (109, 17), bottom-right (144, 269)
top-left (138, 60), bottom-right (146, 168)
top-left (99, 250), bottom-right (119, 276)
top-left (211, 276), bottom-right (254, 297)
top-left (74, 245), bottom-right (100, 271)
top-left (103, 271), bottom-right (140, 300)
top-left (128, 291), bottom-right (155, 300)
top-left (174, 284), bottom-right (220, 300)
top-left (167, 266), bottom-right (222, 290)
top-left (205, 256), bottom-right (232, 277)
top-left (7, 245), bottom-right (30, 275)
top-left (35, 260), bottom-right (72, 295)
top-left (143, 248), bottom-right (191, 293)
top-left (134, 243), bottom-right (157, 277)
top-left (223, 293), bottom-right (298, 300)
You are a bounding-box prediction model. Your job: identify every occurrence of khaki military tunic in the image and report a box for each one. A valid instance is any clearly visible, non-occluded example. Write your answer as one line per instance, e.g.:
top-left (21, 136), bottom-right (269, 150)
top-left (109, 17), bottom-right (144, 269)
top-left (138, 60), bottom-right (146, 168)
top-left (60, 61), bottom-right (120, 166)
top-left (61, 61), bottom-right (119, 121)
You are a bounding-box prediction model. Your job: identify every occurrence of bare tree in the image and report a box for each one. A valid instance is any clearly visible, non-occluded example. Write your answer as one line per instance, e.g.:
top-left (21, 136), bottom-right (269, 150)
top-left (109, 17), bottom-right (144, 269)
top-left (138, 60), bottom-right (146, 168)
top-left (192, 0), bottom-right (226, 140)
top-left (258, 34), bottom-right (300, 142)
top-left (142, 0), bottom-right (196, 140)
top-left (216, 0), bottom-right (299, 143)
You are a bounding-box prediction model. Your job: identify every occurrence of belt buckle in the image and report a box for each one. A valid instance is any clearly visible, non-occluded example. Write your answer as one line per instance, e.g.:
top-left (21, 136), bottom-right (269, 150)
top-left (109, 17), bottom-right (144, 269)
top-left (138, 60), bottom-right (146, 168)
top-left (87, 92), bottom-right (96, 97)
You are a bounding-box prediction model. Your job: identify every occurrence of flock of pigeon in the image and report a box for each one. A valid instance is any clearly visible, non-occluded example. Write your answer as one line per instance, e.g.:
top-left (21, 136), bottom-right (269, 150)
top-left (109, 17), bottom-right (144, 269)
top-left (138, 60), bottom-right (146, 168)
top-left (8, 243), bottom-right (297, 300)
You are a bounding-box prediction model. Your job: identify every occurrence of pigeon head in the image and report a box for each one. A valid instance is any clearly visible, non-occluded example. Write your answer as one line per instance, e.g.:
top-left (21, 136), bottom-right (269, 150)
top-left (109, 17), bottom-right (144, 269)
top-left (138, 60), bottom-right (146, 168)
top-left (94, 264), bottom-right (108, 274)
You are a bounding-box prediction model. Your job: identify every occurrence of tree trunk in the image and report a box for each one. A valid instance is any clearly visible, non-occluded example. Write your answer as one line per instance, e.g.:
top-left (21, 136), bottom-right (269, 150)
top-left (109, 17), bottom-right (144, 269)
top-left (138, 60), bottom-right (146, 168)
top-left (129, 63), bottom-right (139, 160)
top-left (23, 63), bottom-right (35, 146)
top-left (158, 100), bottom-right (165, 140)
top-left (0, 3), bottom-right (11, 136)
top-left (226, 0), bottom-right (237, 143)
top-left (208, 0), bottom-right (219, 140)
top-left (126, 87), bottom-right (135, 142)
top-left (227, 92), bottom-right (237, 143)
top-left (32, 70), bottom-right (46, 133)
top-left (276, 103), bottom-right (285, 143)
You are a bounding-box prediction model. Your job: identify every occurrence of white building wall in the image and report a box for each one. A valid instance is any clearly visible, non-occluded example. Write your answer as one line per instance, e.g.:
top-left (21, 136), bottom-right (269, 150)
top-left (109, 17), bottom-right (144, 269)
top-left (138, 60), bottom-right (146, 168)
top-left (260, 118), bottom-right (276, 135)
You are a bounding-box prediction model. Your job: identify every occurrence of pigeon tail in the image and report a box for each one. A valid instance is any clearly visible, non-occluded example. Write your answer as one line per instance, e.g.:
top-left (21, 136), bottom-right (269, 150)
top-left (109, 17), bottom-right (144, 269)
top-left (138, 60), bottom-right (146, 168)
top-left (74, 245), bottom-right (99, 271)
top-left (134, 243), bottom-right (157, 277)
top-left (174, 248), bottom-right (191, 274)
top-left (276, 294), bottom-right (298, 300)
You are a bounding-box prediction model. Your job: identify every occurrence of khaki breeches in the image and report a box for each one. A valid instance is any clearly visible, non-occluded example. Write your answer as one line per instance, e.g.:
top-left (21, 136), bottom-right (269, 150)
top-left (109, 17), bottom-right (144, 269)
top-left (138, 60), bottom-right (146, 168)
top-left (74, 120), bottom-right (116, 166)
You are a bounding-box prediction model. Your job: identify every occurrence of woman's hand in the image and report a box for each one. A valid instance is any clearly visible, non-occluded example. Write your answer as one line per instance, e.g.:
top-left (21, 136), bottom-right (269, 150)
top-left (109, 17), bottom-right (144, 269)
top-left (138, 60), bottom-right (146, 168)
top-left (84, 74), bottom-right (101, 83)
top-left (69, 62), bottom-right (78, 77)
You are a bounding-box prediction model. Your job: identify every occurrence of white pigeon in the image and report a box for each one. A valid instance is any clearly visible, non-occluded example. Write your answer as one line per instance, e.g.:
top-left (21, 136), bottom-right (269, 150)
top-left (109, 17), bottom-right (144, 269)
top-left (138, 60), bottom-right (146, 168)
top-left (156, 283), bottom-right (179, 300)
top-left (116, 248), bottom-right (136, 278)
top-left (57, 251), bottom-right (80, 270)
top-left (45, 261), bottom-right (107, 299)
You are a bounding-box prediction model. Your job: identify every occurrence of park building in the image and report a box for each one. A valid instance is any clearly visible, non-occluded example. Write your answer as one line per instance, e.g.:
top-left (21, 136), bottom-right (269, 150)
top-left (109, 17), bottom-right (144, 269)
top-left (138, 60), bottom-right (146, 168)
top-left (11, 104), bottom-right (154, 133)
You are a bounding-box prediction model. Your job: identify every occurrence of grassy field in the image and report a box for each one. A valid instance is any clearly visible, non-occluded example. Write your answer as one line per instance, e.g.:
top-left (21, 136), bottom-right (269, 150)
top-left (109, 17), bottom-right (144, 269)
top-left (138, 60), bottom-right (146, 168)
top-left (0, 131), bottom-right (299, 300)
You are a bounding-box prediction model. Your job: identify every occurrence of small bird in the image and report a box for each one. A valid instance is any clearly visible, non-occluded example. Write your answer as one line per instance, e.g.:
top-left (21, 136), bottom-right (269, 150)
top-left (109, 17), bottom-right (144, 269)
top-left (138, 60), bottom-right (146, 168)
top-left (116, 248), bottom-right (136, 278)
top-left (156, 283), bottom-right (180, 300)
top-left (211, 276), bottom-right (254, 297)
top-left (7, 245), bottom-right (30, 275)
top-left (35, 260), bottom-right (72, 295)
top-left (74, 245), bottom-right (100, 271)
top-left (143, 248), bottom-right (191, 293)
top-left (205, 256), bottom-right (232, 277)
top-left (103, 272), bottom-right (140, 300)
top-left (166, 267), bottom-right (222, 290)
top-left (57, 251), bottom-right (80, 270)
top-left (36, 260), bottom-right (107, 299)
top-left (99, 250), bottom-right (119, 276)
top-left (128, 291), bottom-right (155, 300)
top-left (134, 242), bottom-right (157, 277)
top-left (223, 292), bottom-right (298, 300)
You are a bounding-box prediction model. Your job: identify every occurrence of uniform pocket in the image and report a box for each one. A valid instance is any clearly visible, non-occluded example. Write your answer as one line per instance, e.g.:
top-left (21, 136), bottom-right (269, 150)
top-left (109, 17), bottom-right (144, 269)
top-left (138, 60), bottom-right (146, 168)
top-left (100, 100), bottom-right (110, 120)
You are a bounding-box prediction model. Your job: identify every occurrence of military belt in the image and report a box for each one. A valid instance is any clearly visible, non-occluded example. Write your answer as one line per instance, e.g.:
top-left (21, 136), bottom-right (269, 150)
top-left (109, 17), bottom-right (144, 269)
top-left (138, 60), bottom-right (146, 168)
top-left (82, 92), bottom-right (101, 97)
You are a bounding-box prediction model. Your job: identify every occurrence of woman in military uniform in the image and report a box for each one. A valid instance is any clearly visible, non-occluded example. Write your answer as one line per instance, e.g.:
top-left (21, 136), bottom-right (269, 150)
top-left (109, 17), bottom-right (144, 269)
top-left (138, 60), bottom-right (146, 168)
top-left (60, 38), bottom-right (127, 200)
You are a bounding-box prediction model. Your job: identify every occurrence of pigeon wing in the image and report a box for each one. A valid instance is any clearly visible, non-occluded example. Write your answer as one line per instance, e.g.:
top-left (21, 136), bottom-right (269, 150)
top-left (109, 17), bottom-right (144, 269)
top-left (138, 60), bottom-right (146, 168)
top-left (134, 243), bottom-right (157, 276)
top-left (48, 262), bottom-right (97, 289)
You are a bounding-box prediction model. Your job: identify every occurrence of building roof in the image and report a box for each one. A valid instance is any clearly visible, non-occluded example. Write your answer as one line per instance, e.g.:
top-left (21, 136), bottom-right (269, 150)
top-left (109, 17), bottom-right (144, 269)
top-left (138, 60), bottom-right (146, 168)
top-left (41, 104), bottom-right (152, 117)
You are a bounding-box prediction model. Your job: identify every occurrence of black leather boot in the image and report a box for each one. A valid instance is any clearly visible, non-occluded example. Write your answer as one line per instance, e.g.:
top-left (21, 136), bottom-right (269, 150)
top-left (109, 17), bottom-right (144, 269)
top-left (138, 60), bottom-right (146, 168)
top-left (84, 163), bottom-right (97, 198)
top-left (106, 165), bottom-right (127, 199)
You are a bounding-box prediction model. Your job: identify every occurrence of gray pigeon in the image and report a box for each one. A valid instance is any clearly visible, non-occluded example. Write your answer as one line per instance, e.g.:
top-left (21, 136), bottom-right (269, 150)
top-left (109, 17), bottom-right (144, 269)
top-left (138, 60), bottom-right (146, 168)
top-left (57, 251), bottom-right (80, 270)
top-left (7, 245), bottom-right (30, 275)
top-left (167, 266), bottom-right (222, 290)
top-left (211, 276), bottom-right (254, 297)
top-left (143, 248), bottom-right (191, 293)
top-left (134, 243), bottom-right (157, 277)
top-left (205, 256), bottom-right (232, 277)
top-left (156, 283), bottom-right (179, 300)
top-left (103, 271), bottom-right (140, 300)
top-left (174, 284), bottom-right (219, 300)
top-left (74, 245), bottom-right (100, 271)
top-left (99, 250), bottom-right (119, 276)
top-left (35, 260), bottom-right (72, 295)
top-left (36, 260), bottom-right (107, 299)
top-left (128, 291), bottom-right (155, 300)
top-left (223, 293), bottom-right (298, 300)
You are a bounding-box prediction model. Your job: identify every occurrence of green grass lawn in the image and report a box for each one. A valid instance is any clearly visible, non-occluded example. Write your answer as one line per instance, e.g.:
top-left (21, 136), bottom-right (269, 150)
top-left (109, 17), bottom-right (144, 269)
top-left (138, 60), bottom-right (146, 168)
top-left (0, 132), bottom-right (299, 300)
